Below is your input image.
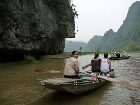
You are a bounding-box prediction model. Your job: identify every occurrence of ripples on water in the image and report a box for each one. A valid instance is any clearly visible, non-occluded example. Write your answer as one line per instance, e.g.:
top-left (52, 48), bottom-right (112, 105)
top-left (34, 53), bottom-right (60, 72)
top-left (0, 53), bottom-right (140, 105)
top-left (78, 53), bottom-right (140, 105)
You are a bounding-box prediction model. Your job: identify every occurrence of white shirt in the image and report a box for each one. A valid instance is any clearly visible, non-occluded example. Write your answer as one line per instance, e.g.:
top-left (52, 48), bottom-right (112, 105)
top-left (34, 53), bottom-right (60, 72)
top-left (100, 58), bottom-right (110, 73)
top-left (64, 57), bottom-right (79, 76)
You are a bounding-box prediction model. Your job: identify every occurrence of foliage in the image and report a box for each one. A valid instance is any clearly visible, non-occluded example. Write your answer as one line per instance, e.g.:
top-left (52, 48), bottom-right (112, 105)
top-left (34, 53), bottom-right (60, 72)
top-left (86, 2), bottom-right (140, 52)
top-left (24, 55), bottom-right (37, 64)
top-left (47, 0), bottom-right (78, 36)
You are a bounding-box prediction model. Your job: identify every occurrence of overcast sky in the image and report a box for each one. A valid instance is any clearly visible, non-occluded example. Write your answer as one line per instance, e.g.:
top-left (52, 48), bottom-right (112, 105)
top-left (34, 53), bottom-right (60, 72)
top-left (66, 0), bottom-right (139, 43)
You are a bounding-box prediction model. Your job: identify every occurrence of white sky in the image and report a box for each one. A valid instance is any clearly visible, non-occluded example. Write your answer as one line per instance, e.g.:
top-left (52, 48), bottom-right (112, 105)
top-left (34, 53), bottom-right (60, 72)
top-left (66, 0), bottom-right (139, 43)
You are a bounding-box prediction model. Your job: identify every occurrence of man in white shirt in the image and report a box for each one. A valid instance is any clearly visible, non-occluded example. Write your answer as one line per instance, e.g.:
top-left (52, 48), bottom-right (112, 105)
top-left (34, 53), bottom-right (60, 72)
top-left (100, 53), bottom-right (111, 76)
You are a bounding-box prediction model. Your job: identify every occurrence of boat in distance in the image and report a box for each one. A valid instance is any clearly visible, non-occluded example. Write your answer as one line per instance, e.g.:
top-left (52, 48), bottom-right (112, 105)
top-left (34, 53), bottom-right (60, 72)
top-left (109, 56), bottom-right (131, 60)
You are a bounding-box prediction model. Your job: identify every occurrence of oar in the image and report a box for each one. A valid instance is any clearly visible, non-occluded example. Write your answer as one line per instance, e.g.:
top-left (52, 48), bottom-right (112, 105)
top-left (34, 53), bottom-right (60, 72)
top-left (97, 75), bottom-right (140, 88)
top-left (35, 69), bottom-right (61, 74)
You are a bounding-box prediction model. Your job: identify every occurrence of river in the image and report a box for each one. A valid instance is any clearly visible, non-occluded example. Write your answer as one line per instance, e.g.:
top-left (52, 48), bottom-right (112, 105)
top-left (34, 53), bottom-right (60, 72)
top-left (0, 53), bottom-right (140, 105)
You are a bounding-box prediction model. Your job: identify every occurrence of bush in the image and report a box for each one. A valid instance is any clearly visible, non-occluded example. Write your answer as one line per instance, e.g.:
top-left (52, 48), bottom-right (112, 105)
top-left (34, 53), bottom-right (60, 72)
top-left (24, 55), bottom-right (37, 64)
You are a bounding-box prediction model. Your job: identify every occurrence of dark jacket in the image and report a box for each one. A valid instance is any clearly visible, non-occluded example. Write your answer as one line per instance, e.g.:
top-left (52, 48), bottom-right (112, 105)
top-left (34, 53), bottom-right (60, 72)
top-left (91, 59), bottom-right (101, 72)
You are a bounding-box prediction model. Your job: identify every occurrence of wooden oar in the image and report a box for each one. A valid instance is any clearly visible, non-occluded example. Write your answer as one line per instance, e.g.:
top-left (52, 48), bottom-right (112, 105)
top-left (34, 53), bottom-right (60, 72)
top-left (97, 75), bottom-right (140, 88)
top-left (35, 69), bottom-right (61, 74)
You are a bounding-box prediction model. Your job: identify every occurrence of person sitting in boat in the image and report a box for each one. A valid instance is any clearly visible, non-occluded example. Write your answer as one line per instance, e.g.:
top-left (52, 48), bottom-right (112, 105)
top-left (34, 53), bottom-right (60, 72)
top-left (116, 52), bottom-right (120, 58)
top-left (64, 51), bottom-right (80, 79)
top-left (100, 53), bottom-right (111, 76)
top-left (112, 52), bottom-right (116, 57)
top-left (121, 51), bottom-right (128, 57)
top-left (82, 53), bottom-right (101, 74)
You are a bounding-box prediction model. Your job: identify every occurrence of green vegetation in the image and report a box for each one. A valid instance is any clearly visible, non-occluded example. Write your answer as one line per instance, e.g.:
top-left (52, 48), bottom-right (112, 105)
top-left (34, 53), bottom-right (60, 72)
top-left (47, 0), bottom-right (78, 37)
top-left (80, 52), bottom-right (94, 55)
top-left (85, 2), bottom-right (140, 52)
top-left (24, 55), bottom-right (37, 64)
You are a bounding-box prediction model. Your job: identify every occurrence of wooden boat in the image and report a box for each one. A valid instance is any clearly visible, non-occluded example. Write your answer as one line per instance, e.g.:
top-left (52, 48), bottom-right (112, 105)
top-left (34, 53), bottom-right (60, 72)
top-left (37, 68), bottom-right (140, 92)
top-left (109, 56), bottom-right (131, 60)
top-left (37, 75), bottom-right (113, 94)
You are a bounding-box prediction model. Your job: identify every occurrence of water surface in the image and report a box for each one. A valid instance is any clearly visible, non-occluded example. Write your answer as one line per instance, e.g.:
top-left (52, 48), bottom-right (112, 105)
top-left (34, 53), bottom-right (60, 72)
top-left (0, 53), bottom-right (140, 105)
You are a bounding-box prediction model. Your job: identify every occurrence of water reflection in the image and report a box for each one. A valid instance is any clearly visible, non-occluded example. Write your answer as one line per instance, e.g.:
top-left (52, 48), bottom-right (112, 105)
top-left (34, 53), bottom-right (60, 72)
top-left (30, 83), bottom-right (111, 105)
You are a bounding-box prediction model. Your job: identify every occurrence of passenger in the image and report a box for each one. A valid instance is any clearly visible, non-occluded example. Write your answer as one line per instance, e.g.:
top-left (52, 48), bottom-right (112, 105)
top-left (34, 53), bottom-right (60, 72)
top-left (122, 51), bottom-right (128, 57)
top-left (114, 52), bottom-right (116, 57)
top-left (82, 53), bottom-right (101, 74)
top-left (64, 51), bottom-right (80, 79)
top-left (100, 53), bottom-right (111, 76)
top-left (116, 52), bottom-right (120, 58)
top-left (112, 52), bottom-right (116, 57)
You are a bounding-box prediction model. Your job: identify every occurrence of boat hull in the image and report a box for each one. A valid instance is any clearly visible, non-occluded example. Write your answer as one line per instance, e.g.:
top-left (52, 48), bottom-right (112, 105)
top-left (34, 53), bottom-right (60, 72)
top-left (109, 56), bottom-right (131, 60)
top-left (37, 78), bottom-right (109, 94)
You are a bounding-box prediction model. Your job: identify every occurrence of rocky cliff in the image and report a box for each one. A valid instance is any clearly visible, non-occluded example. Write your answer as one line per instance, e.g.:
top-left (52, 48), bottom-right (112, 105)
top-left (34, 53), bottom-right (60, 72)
top-left (86, 1), bottom-right (140, 52)
top-left (0, 0), bottom-right (75, 60)
top-left (114, 1), bottom-right (140, 51)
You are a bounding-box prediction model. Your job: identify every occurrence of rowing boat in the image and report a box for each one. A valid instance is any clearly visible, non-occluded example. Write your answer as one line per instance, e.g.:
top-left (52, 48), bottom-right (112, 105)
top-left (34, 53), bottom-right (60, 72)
top-left (109, 56), bottom-right (131, 60)
top-left (37, 70), bottom-right (115, 94)
top-left (37, 77), bottom-right (110, 94)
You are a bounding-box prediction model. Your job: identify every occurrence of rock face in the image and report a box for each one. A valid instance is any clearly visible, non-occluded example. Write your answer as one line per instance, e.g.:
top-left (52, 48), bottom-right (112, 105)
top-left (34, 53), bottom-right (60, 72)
top-left (0, 0), bottom-right (75, 60)
top-left (86, 1), bottom-right (140, 52)
top-left (114, 1), bottom-right (140, 51)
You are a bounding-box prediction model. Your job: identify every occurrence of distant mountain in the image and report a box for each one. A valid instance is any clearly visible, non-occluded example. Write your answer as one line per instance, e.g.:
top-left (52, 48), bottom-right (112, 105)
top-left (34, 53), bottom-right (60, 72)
top-left (86, 35), bottom-right (102, 52)
top-left (64, 40), bottom-right (86, 52)
top-left (86, 1), bottom-right (140, 52)
top-left (114, 1), bottom-right (140, 51)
